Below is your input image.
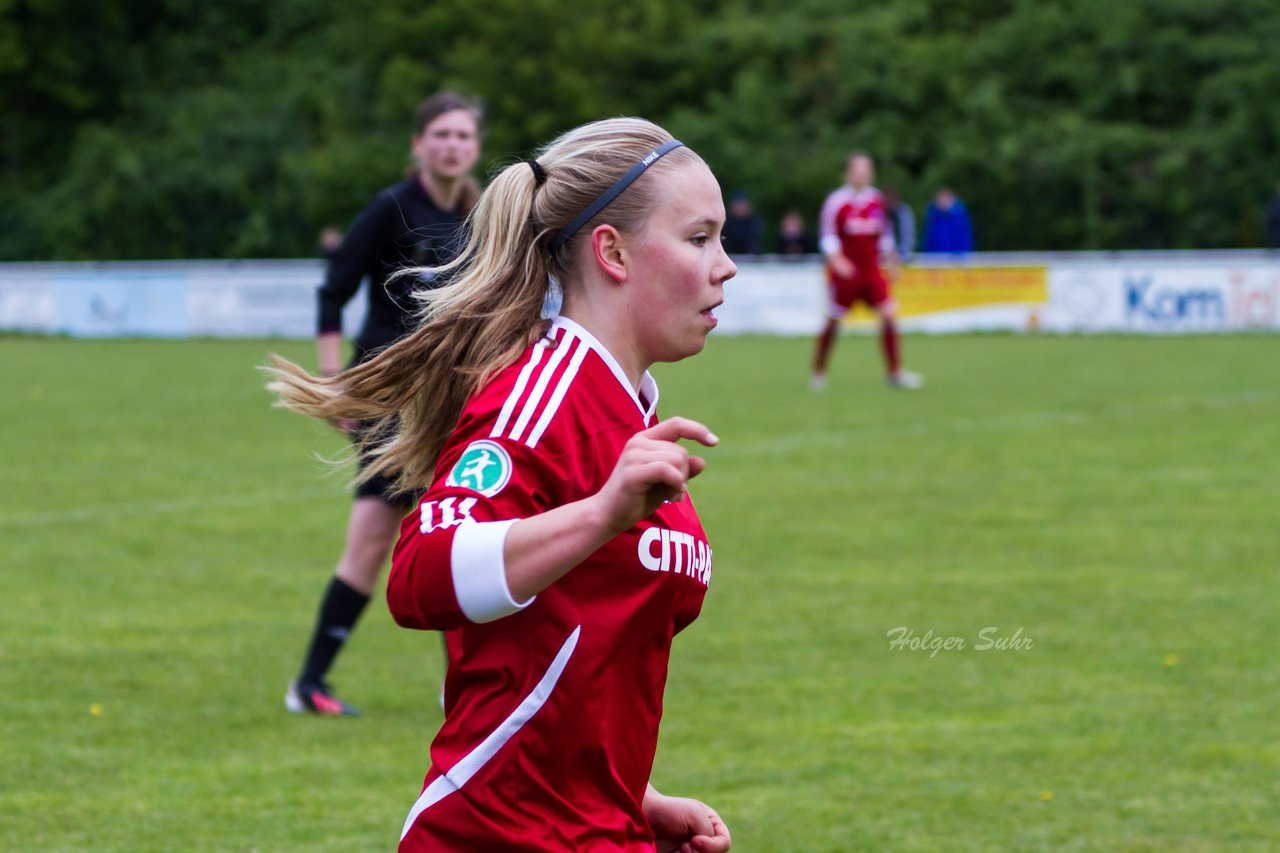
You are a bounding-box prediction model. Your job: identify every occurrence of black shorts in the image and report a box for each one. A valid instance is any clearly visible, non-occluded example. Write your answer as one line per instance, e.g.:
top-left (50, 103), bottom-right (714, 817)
top-left (351, 425), bottom-right (418, 507)
top-left (345, 346), bottom-right (420, 507)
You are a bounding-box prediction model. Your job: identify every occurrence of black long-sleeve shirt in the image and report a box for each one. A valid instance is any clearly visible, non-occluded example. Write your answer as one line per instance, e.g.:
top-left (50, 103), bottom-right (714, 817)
top-left (317, 177), bottom-right (466, 362)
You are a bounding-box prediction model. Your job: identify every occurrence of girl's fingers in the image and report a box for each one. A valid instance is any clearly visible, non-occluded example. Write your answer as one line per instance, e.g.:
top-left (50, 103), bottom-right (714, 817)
top-left (642, 417), bottom-right (719, 448)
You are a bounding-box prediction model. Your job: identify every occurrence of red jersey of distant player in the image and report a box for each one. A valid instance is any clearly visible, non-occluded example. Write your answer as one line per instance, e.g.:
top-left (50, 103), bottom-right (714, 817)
top-left (818, 184), bottom-right (896, 314)
top-left (387, 315), bottom-right (713, 851)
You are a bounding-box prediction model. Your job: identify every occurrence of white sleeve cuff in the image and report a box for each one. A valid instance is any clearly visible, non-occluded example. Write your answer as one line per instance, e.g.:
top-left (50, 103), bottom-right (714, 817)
top-left (450, 519), bottom-right (532, 623)
top-left (819, 235), bottom-right (841, 256)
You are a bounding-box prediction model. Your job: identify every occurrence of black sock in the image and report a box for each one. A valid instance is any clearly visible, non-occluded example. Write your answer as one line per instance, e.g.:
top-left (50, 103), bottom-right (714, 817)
top-left (298, 577), bottom-right (370, 687)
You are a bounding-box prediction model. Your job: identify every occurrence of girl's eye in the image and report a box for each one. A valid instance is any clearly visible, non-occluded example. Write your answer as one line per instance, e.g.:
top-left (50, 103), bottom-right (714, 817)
top-left (691, 234), bottom-right (709, 247)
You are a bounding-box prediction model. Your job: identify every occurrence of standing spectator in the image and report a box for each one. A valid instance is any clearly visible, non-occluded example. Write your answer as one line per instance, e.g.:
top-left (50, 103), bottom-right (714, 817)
top-left (267, 117), bottom-right (734, 853)
top-left (922, 186), bottom-right (974, 253)
top-left (776, 209), bottom-right (815, 258)
top-left (813, 151), bottom-right (923, 390)
top-left (882, 187), bottom-right (916, 263)
top-left (722, 189), bottom-right (764, 256)
top-left (284, 91), bottom-right (483, 717)
top-left (1266, 181), bottom-right (1280, 249)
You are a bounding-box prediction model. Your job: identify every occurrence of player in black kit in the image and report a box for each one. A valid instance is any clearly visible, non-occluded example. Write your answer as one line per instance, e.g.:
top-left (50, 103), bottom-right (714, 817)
top-left (286, 92), bottom-right (484, 716)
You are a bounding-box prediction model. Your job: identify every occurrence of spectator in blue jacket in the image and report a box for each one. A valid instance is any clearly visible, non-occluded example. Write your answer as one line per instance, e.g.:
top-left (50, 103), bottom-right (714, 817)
top-left (922, 187), bottom-right (974, 253)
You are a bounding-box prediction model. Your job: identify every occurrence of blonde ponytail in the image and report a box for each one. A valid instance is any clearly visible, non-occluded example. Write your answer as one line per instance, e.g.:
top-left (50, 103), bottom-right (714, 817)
top-left (267, 117), bottom-right (701, 492)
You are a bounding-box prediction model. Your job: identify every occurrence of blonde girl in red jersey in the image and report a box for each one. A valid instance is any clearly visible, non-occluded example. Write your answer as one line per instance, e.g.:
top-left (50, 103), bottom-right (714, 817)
top-left (268, 118), bottom-right (734, 852)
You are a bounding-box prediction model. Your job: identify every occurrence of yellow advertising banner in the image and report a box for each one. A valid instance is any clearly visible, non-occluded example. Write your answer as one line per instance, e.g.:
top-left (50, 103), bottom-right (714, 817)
top-left (846, 265), bottom-right (1047, 322)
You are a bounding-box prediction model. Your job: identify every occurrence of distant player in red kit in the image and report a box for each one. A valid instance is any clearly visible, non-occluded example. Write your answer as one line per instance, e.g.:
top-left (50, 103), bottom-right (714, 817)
top-left (813, 151), bottom-right (923, 390)
top-left (268, 118), bottom-right (733, 852)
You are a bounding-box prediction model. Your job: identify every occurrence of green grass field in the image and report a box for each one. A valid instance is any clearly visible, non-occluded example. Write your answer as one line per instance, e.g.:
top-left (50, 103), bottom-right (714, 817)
top-left (3, 332), bottom-right (1278, 851)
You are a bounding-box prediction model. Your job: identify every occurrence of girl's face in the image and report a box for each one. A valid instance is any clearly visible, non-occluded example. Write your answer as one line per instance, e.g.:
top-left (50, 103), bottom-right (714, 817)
top-left (623, 161), bottom-right (738, 365)
top-left (412, 109), bottom-right (480, 182)
top-left (846, 154), bottom-right (874, 189)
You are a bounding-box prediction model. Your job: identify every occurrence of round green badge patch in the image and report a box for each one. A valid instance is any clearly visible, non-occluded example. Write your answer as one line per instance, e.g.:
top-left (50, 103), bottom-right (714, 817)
top-left (446, 440), bottom-right (513, 497)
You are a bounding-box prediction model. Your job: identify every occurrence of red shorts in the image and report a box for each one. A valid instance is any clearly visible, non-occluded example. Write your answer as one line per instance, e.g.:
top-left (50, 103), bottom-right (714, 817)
top-left (826, 268), bottom-right (889, 318)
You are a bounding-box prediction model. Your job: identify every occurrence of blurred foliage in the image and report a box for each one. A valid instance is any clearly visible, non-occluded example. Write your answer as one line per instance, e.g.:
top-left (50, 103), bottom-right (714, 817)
top-left (3, 0), bottom-right (1278, 258)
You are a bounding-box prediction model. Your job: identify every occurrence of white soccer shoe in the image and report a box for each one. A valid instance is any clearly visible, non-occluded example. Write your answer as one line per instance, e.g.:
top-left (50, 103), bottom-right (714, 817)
top-left (887, 370), bottom-right (925, 390)
top-left (809, 374), bottom-right (828, 392)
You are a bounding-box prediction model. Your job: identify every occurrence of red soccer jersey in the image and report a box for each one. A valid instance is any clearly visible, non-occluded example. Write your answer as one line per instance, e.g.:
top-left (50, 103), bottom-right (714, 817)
top-left (387, 315), bottom-right (714, 851)
top-left (819, 184), bottom-right (893, 280)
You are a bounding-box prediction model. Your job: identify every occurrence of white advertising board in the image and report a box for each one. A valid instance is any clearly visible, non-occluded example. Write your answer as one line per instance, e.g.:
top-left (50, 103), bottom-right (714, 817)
top-left (0, 261), bottom-right (365, 339)
top-left (1044, 264), bottom-right (1280, 333)
top-left (2, 253), bottom-right (1277, 338)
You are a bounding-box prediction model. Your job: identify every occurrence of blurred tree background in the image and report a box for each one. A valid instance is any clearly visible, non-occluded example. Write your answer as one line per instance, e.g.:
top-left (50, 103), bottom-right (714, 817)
top-left (3, 0), bottom-right (1278, 259)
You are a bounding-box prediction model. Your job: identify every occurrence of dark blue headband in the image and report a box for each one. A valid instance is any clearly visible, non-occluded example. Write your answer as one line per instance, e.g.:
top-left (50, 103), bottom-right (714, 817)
top-left (549, 139), bottom-right (685, 255)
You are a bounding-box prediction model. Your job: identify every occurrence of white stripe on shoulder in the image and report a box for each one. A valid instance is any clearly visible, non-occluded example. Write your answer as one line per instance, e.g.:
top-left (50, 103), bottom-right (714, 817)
top-left (399, 625), bottom-right (582, 841)
top-left (526, 337), bottom-right (589, 448)
top-left (490, 339), bottom-right (549, 439)
top-left (507, 335), bottom-right (579, 443)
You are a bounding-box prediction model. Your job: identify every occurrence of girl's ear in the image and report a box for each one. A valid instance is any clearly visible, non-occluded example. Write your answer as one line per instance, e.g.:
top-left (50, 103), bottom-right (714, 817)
top-left (590, 224), bottom-right (628, 284)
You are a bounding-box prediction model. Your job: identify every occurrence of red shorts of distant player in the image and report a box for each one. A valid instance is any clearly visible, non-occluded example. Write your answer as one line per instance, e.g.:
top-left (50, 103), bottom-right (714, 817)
top-left (826, 267), bottom-right (890, 319)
